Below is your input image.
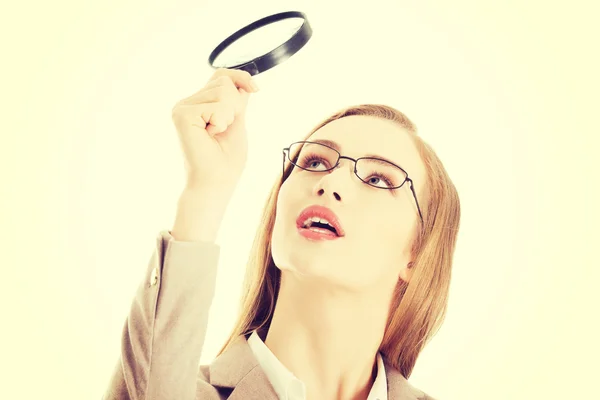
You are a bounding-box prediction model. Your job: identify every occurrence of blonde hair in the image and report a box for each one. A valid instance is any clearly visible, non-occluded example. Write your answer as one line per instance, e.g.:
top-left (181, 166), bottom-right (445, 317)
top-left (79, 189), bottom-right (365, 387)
top-left (216, 104), bottom-right (461, 378)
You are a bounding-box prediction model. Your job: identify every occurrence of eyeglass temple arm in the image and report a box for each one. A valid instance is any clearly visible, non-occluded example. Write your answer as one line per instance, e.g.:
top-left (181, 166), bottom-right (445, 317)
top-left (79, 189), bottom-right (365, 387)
top-left (282, 150), bottom-right (286, 185)
top-left (408, 179), bottom-right (424, 223)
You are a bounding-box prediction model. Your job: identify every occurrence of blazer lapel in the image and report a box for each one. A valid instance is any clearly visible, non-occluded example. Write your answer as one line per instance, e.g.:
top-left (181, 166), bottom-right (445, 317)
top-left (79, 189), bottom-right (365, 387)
top-left (208, 334), bottom-right (279, 400)
top-left (209, 334), bottom-right (426, 400)
top-left (383, 357), bottom-right (429, 400)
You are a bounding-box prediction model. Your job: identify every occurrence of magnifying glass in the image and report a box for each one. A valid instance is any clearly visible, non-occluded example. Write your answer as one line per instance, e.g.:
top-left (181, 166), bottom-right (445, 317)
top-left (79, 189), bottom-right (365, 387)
top-left (208, 11), bottom-right (313, 76)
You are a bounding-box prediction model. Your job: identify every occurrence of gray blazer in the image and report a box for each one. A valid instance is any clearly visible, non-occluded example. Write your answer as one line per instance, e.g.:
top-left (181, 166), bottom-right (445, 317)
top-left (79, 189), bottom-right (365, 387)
top-left (102, 231), bottom-right (434, 400)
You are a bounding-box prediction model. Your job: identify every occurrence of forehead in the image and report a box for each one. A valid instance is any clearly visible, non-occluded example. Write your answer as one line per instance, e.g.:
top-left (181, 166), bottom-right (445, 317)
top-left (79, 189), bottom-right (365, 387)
top-left (308, 115), bottom-right (425, 181)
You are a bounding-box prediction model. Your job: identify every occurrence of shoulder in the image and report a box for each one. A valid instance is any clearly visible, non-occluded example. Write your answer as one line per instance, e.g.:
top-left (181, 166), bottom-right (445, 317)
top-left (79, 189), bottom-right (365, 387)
top-left (410, 382), bottom-right (437, 400)
top-left (412, 382), bottom-right (437, 400)
top-left (384, 362), bottom-right (437, 400)
top-left (410, 381), bottom-right (437, 400)
top-left (400, 376), bottom-right (437, 400)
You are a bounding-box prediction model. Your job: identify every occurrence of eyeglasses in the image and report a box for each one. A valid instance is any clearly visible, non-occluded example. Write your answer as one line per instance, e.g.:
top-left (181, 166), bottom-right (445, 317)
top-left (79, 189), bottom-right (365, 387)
top-left (282, 141), bottom-right (424, 224)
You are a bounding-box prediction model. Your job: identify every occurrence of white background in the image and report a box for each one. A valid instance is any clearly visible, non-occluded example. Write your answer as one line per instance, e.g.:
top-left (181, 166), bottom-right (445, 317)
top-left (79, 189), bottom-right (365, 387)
top-left (1, 0), bottom-right (598, 398)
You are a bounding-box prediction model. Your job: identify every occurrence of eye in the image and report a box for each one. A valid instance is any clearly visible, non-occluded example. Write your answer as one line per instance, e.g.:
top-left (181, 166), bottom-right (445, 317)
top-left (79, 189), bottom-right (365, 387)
top-left (309, 160), bottom-right (322, 169)
top-left (300, 154), bottom-right (330, 171)
top-left (366, 173), bottom-right (394, 189)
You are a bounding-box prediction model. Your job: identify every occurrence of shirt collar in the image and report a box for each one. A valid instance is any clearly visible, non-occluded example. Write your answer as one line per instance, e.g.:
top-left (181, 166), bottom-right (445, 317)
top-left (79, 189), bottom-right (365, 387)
top-left (247, 330), bottom-right (388, 400)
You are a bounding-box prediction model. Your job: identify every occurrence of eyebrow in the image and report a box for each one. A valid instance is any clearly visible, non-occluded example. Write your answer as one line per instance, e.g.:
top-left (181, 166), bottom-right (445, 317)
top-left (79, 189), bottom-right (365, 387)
top-left (311, 139), bottom-right (404, 168)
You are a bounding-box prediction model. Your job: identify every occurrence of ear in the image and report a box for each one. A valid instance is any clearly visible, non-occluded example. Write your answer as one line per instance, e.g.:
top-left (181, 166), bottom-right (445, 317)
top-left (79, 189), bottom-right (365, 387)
top-left (397, 261), bottom-right (414, 283)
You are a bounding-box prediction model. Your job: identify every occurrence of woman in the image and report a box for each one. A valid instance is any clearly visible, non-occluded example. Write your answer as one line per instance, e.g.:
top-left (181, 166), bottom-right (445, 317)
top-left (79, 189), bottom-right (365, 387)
top-left (104, 68), bottom-right (460, 400)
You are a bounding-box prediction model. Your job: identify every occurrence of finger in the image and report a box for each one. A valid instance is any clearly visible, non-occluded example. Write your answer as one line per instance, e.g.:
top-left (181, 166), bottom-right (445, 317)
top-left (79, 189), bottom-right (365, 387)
top-left (176, 85), bottom-right (231, 106)
top-left (194, 105), bottom-right (233, 136)
top-left (173, 104), bottom-right (226, 137)
top-left (207, 110), bottom-right (234, 135)
top-left (204, 73), bottom-right (259, 95)
top-left (210, 68), bottom-right (259, 93)
top-left (205, 123), bottom-right (223, 136)
top-left (178, 75), bottom-right (254, 106)
top-left (172, 103), bottom-right (218, 128)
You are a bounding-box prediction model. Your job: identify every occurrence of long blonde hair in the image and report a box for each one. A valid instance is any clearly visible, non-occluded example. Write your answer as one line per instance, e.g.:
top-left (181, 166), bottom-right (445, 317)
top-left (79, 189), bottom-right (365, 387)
top-left (216, 104), bottom-right (461, 378)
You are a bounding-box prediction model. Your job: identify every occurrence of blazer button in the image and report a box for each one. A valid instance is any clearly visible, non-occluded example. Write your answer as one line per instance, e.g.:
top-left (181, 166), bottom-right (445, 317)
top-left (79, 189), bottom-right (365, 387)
top-left (150, 267), bottom-right (159, 286)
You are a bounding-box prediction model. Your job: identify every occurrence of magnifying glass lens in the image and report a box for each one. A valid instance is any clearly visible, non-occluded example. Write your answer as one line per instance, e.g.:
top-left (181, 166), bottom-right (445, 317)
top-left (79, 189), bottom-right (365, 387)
top-left (212, 17), bottom-right (305, 68)
top-left (208, 11), bottom-right (312, 76)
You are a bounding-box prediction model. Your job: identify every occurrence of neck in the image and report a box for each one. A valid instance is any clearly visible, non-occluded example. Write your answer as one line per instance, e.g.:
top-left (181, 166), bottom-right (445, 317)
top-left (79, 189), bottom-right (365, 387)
top-left (264, 270), bottom-right (393, 399)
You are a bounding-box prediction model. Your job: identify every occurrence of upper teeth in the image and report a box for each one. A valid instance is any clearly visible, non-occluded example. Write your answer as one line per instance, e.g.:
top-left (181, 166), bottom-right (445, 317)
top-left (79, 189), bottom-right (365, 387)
top-left (303, 217), bottom-right (335, 230)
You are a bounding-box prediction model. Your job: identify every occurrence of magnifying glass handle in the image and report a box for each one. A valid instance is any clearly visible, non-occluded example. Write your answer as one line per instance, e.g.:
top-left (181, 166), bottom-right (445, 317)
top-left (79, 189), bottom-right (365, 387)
top-left (238, 61), bottom-right (259, 76)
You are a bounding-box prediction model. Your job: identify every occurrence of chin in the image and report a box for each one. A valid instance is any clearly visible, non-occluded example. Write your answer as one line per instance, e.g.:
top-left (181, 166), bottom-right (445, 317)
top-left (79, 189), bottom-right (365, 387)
top-left (273, 247), bottom-right (353, 289)
top-left (271, 222), bottom-right (349, 281)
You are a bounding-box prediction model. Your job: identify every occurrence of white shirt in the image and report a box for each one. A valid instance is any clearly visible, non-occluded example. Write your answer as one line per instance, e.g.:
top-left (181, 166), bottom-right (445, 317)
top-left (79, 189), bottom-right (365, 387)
top-left (247, 330), bottom-right (388, 400)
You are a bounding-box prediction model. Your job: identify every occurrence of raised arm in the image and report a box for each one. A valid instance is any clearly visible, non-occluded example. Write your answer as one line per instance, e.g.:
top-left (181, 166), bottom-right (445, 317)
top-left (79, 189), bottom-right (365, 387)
top-left (103, 228), bottom-right (220, 400)
top-left (103, 68), bottom-right (259, 399)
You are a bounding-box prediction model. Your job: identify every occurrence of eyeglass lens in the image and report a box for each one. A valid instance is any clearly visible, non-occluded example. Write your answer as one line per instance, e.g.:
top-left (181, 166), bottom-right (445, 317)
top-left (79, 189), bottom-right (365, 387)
top-left (288, 142), bottom-right (408, 189)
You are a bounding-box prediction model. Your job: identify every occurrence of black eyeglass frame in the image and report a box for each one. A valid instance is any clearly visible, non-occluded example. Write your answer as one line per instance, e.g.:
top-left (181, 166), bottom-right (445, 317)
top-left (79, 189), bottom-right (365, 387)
top-left (282, 140), bottom-right (424, 224)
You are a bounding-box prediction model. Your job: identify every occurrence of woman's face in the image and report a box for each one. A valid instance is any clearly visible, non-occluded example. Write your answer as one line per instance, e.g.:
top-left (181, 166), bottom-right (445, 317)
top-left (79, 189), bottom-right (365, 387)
top-left (271, 115), bottom-right (427, 291)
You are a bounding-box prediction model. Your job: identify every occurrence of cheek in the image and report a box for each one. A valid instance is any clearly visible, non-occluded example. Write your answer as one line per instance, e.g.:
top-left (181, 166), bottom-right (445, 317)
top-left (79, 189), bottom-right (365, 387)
top-left (347, 212), bottom-right (409, 269)
top-left (377, 215), bottom-right (411, 246)
top-left (270, 216), bottom-right (285, 267)
top-left (270, 182), bottom-right (295, 265)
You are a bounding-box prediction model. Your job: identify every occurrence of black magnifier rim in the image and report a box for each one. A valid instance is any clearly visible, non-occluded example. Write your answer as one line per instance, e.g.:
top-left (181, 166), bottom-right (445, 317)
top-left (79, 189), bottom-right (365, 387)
top-left (208, 11), bottom-right (312, 76)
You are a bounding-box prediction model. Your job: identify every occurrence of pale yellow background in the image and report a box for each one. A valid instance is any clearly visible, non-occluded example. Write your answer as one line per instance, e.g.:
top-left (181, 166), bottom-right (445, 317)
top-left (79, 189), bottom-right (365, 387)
top-left (1, 0), bottom-right (598, 399)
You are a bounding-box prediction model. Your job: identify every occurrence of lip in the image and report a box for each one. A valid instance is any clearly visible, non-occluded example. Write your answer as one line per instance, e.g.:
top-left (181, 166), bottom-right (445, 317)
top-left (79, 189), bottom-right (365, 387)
top-left (295, 204), bottom-right (345, 237)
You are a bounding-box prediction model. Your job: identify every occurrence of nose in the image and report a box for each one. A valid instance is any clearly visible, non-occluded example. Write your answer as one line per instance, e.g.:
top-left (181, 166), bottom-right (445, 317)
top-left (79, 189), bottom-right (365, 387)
top-left (312, 158), bottom-right (357, 202)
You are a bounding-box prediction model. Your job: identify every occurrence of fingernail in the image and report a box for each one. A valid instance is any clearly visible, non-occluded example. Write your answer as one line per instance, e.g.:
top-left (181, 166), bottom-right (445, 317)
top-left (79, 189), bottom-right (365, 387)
top-left (250, 79), bottom-right (259, 92)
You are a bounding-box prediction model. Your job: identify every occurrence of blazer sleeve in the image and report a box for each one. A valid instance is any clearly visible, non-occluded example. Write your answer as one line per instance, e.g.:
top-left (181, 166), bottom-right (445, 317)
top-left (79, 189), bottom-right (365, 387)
top-left (103, 230), bottom-right (221, 400)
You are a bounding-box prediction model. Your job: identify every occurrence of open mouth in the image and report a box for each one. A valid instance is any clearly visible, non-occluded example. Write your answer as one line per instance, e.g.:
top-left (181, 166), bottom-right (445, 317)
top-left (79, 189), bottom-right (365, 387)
top-left (296, 204), bottom-right (345, 239)
top-left (301, 217), bottom-right (339, 236)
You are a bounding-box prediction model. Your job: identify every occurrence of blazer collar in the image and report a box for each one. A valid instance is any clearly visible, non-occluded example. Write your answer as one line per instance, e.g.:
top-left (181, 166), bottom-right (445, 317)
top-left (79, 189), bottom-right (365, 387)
top-left (382, 356), bottom-right (428, 400)
top-left (208, 334), bottom-right (425, 400)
